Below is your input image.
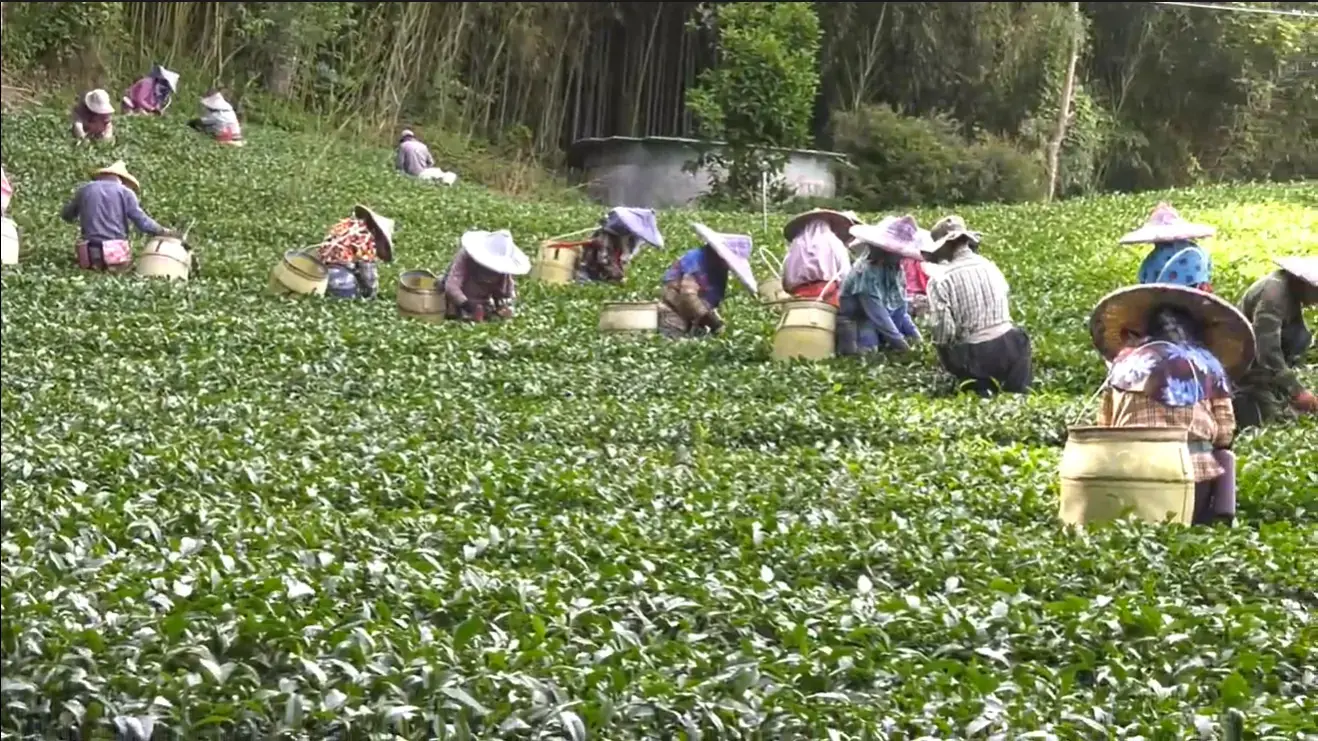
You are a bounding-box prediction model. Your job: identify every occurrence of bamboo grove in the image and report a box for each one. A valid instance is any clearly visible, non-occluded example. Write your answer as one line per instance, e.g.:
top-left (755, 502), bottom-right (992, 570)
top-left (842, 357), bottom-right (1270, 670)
top-left (2, 1), bottom-right (1315, 191)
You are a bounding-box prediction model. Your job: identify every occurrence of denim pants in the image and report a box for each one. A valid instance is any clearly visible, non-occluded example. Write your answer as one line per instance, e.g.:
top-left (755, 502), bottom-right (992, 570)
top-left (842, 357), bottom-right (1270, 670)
top-left (836, 295), bottom-right (918, 355)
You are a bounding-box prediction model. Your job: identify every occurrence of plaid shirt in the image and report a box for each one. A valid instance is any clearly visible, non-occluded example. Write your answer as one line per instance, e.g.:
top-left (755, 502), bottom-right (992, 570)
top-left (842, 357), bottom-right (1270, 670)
top-left (927, 248), bottom-right (1014, 346)
top-left (318, 218), bottom-right (378, 266)
top-left (1098, 389), bottom-right (1235, 482)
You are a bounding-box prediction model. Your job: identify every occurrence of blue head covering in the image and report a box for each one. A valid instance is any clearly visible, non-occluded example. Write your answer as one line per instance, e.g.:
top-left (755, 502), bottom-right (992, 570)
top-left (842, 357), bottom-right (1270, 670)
top-left (1137, 240), bottom-right (1212, 288)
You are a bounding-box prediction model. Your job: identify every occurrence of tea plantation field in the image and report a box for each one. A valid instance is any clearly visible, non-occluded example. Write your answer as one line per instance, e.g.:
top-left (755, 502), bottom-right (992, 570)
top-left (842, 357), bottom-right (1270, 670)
top-left (2, 109), bottom-right (1317, 740)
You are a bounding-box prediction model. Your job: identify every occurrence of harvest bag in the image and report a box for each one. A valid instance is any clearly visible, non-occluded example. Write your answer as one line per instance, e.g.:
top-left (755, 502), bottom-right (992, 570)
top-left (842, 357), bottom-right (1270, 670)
top-left (76, 239), bottom-right (132, 271)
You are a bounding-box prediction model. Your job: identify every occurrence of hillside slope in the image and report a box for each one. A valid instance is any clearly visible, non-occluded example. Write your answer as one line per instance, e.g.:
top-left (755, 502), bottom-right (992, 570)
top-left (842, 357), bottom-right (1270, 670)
top-left (2, 107), bottom-right (1317, 738)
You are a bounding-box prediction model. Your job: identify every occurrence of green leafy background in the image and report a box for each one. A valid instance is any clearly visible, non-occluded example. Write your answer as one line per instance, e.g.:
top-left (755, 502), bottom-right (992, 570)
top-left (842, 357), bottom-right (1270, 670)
top-left (2, 111), bottom-right (1316, 739)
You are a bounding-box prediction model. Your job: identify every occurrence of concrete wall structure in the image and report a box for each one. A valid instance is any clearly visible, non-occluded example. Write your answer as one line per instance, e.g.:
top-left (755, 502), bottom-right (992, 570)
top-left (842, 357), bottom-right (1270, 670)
top-left (567, 136), bottom-right (843, 209)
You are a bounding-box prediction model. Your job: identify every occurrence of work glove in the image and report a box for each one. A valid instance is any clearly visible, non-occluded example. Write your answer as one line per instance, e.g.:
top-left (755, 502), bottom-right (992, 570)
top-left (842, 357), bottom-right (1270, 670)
top-left (1293, 389), bottom-right (1318, 414)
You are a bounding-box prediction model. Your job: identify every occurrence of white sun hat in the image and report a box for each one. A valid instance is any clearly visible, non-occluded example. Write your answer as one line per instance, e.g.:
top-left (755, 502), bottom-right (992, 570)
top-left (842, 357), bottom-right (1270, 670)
top-left (200, 92), bottom-right (233, 112)
top-left (851, 215), bottom-right (935, 260)
top-left (352, 204), bottom-right (395, 261)
top-left (152, 64), bottom-right (181, 92)
top-left (691, 223), bottom-right (756, 293)
top-left (1275, 256), bottom-right (1318, 288)
top-left (85, 89), bottom-right (114, 115)
top-left (1119, 203), bottom-right (1216, 245)
top-left (461, 229), bottom-right (530, 276)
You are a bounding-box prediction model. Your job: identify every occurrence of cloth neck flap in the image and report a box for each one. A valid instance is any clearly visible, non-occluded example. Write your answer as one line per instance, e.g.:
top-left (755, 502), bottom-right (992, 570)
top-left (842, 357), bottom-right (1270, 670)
top-left (784, 220), bottom-right (849, 289)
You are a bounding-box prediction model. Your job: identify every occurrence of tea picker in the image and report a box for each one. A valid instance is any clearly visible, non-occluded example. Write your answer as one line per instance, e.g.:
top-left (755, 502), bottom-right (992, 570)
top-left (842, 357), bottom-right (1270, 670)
top-left (780, 208), bottom-right (859, 306)
top-left (122, 63), bottom-right (180, 115)
top-left (1232, 256), bottom-right (1318, 427)
top-left (442, 230), bottom-right (530, 322)
top-left (1119, 202), bottom-right (1216, 292)
top-left (2, 167), bottom-right (18, 266)
top-left (921, 214), bottom-right (1033, 396)
top-left (834, 216), bottom-right (930, 357)
top-left (531, 207), bottom-right (664, 285)
top-left (1061, 283), bottom-right (1255, 527)
top-left (187, 91), bottom-right (245, 146)
top-left (397, 129), bottom-right (457, 185)
top-left (61, 161), bottom-right (176, 274)
top-left (655, 223), bottom-right (756, 340)
top-left (316, 205), bottom-right (395, 299)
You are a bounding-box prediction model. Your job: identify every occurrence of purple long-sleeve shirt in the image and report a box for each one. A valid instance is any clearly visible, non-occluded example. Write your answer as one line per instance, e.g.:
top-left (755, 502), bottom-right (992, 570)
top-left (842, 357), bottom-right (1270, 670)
top-left (396, 138), bottom-right (434, 176)
top-left (60, 178), bottom-right (166, 241)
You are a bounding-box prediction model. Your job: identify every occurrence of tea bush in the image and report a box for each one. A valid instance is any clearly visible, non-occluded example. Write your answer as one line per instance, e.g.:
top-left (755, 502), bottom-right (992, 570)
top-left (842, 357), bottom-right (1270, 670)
top-left (1, 107), bottom-right (1316, 739)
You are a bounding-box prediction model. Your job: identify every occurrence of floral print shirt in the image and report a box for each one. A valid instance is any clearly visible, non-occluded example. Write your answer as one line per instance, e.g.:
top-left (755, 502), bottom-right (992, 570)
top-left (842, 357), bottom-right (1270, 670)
top-left (1109, 340), bottom-right (1232, 407)
top-left (318, 218), bottom-right (378, 266)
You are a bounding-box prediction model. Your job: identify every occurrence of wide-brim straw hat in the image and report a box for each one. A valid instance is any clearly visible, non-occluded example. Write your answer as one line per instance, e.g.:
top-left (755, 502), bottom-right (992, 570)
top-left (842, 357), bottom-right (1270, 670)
top-left (1119, 202), bottom-right (1215, 245)
top-left (1275, 256), bottom-right (1318, 287)
top-left (850, 215), bottom-right (934, 260)
top-left (461, 229), bottom-right (530, 276)
top-left (692, 223), bottom-right (756, 293)
top-left (200, 92), bottom-right (233, 112)
top-left (85, 89), bottom-right (114, 115)
top-left (1089, 284), bottom-right (1255, 378)
top-left (604, 207), bottom-right (664, 248)
top-left (783, 209), bottom-right (861, 243)
top-left (93, 160), bottom-right (140, 193)
top-left (352, 204), bottom-right (395, 262)
top-left (152, 64), bottom-right (181, 92)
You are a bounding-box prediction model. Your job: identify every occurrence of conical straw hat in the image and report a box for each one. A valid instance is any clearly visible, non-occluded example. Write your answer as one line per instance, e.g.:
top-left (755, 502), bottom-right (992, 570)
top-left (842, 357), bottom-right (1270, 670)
top-left (1089, 284), bottom-right (1255, 378)
top-left (93, 160), bottom-right (141, 193)
top-left (353, 205), bottom-right (395, 261)
top-left (784, 209), bottom-right (861, 243)
top-left (692, 223), bottom-right (756, 293)
top-left (1119, 203), bottom-right (1215, 245)
top-left (461, 229), bottom-right (531, 276)
top-left (1275, 256), bottom-right (1318, 287)
top-left (851, 215), bottom-right (934, 260)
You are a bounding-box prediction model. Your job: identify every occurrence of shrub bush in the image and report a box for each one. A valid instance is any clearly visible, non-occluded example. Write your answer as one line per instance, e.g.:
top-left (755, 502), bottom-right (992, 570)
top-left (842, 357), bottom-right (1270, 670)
top-left (831, 104), bottom-right (1045, 209)
top-left (686, 2), bottom-right (822, 206)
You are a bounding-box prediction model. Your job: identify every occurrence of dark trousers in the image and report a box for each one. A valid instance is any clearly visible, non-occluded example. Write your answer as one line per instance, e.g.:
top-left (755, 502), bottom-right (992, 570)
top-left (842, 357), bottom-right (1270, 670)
top-left (936, 326), bottom-right (1033, 396)
top-left (1191, 480), bottom-right (1230, 525)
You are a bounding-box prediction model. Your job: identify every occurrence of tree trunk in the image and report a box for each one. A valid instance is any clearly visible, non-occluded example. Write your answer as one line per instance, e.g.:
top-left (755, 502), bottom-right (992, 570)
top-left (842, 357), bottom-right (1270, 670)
top-left (1046, 1), bottom-right (1082, 203)
top-left (264, 4), bottom-right (302, 98)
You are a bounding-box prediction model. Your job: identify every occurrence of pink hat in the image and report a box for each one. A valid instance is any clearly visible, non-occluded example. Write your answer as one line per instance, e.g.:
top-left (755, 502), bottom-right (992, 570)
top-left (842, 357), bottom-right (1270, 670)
top-left (1119, 203), bottom-right (1216, 245)
top-left (848, 215), bottom-right (934, 260)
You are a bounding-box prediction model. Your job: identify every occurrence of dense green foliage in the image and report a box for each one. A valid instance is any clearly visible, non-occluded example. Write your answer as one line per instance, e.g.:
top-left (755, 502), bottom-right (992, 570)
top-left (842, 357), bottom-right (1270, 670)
top-left (828, 105), bottom-right (1047, 209)
top-left (685, 2), bottom-right (822, 204)
top-left (2, 108), bottom-right (1317, 739)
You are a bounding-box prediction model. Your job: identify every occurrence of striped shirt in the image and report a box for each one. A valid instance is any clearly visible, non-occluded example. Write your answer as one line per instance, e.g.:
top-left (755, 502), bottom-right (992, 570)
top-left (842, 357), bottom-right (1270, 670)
top-left (927, 248), bottom-right (1014, 346)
